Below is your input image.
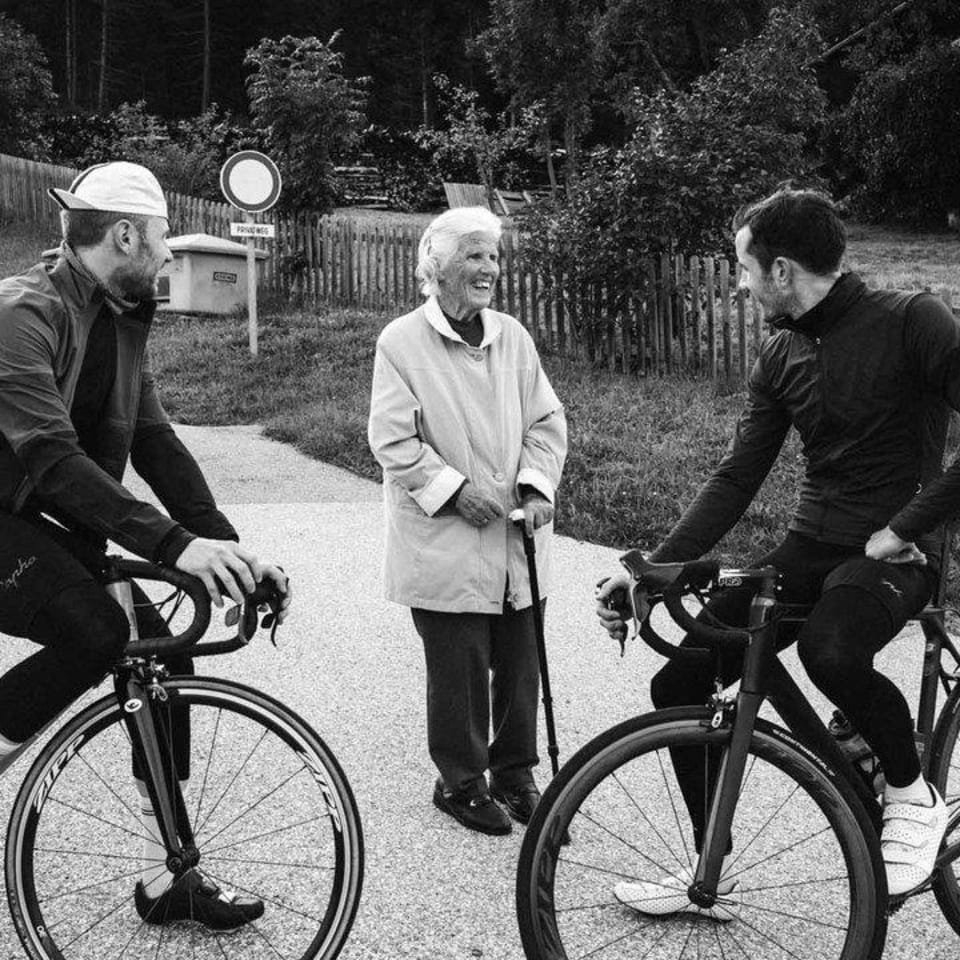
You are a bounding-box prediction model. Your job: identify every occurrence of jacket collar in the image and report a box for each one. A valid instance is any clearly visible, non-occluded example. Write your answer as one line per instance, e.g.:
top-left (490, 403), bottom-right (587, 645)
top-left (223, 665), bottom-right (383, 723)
top-left (424, 295), bottom-right (502, 348)
top-left (769, 272), bottom-right (866, 340)
top-left (52, 243), bottom-right (155, 324)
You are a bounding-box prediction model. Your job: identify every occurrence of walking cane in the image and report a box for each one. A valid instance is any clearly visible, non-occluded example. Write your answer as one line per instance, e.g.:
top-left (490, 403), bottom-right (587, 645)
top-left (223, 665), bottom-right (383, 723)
top-left (509, 509), bottom-right (560, 777)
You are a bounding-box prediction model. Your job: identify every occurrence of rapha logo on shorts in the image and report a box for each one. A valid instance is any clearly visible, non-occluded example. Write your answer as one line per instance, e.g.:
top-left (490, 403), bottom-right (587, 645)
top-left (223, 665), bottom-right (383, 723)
top-left (1, 556), bottom-right (36, 590)
top-left (881, 579), bottom-right (904, 598)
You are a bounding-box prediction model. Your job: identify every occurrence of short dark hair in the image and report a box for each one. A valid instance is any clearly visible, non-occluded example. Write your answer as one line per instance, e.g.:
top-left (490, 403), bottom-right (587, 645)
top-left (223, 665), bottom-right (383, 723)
top-left (732, 188), bottom-right (845, 275)
top-left (62, 210), bottom-right (149, 249)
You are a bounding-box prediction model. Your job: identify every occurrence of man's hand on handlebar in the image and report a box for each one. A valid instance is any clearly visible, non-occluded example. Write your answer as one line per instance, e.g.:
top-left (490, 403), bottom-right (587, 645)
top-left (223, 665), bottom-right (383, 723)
top-left (595, 573), bottom-right (633, 643)
top-left (260, 563), bottom-right (292, 623)
top-left (175, 539), bottom-right (292, 619)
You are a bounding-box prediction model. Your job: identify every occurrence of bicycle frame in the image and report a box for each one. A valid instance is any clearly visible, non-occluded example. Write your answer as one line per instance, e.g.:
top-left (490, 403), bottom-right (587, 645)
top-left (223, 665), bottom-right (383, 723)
top-left (692, 569), bottom-right (960, 905)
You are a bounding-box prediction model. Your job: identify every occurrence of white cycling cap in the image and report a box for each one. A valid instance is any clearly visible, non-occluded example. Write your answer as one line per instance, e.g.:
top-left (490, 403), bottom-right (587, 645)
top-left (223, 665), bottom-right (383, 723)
top-left (48, 161), bottom-right (168, 219)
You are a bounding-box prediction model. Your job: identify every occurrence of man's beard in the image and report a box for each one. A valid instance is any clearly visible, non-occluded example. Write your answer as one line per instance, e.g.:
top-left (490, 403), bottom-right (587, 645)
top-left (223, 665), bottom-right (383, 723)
top-left (110, 261), bottom-right (156, 302)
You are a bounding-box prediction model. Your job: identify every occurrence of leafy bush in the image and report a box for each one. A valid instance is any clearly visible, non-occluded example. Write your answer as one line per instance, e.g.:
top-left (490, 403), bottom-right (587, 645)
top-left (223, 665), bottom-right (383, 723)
top-left (360, 125), bottom-right (444, 212)
top-left (827, 42), bottom-right (960, 225)
top-left (516, 6), bottom-right (827, 348)
top-left (43, 102), bottom-right (251, 201)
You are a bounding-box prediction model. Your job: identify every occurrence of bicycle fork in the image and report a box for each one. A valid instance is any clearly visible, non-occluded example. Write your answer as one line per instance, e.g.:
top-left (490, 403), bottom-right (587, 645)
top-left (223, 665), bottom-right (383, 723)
top-left (115, 667), bottom-right (199, 876)
top-left (690, 571), bottom-right (779, 907)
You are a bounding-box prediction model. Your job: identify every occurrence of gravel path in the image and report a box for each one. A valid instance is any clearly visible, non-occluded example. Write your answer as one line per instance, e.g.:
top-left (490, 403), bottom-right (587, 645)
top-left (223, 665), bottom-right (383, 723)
top-left (0, 423), bottom-right (956, 958)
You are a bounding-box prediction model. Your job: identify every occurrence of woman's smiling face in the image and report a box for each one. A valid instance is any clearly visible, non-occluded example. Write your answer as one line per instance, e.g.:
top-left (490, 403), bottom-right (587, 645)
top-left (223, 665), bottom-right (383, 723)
top-left (436, 231), bottom-right (500, 319)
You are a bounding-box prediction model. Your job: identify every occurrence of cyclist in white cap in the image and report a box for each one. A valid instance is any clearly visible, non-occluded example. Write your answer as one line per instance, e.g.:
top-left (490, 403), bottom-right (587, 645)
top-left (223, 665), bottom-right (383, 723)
top-left (0, 161), bottom-right (291, 930)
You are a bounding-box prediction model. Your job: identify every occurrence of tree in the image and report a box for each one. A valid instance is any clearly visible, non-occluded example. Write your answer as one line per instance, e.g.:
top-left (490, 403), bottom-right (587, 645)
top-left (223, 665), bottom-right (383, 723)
top-left (244, 32), bottom-right (369, 211)
top-left (476, 0), bottom-right (604, 187)
top-left (416, 75), bottom-right (542, 207)
top-left (516, 5), bottom-right (827, 349)
top-left (828, 40), bottom-right (960, 223)
top-left (0, 13), bottom-right (57, 156)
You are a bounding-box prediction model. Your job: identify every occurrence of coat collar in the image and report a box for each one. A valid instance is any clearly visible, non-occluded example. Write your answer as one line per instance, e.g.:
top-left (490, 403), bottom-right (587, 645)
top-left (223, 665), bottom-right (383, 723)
top-left (424, 295), bottom-right (502, 348)
top-left (769, 272), bottom-right (866, 340)
top-left (50, 243), bottom-right (155, 324)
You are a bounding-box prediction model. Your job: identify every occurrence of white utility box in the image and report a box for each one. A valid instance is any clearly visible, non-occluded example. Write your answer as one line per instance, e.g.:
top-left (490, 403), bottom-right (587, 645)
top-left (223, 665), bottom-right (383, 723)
top-left (156, 233), bottom-right (267, 314)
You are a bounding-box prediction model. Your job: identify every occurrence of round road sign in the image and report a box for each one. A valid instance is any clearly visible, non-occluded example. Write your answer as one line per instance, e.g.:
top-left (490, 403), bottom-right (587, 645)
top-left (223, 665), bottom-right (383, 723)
top-left (219, 150), bottom-right (282, 213)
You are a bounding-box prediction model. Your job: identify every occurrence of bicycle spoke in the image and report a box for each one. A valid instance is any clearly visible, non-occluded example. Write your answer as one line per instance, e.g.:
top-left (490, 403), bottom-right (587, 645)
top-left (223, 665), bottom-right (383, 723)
top-left (38, 862), bottom-right (148, 904)
top-left (724, 823), bottom-right (835, 884)
top-left (570, 805), bottom-right (687, 881)
top-left (736, 897), bottom-right (849, 931)
top-left (726, 908), bottom-right (811, 959)
top-left (194, 705), bottom-right (224, 829)
top-left (722, 778), bottom-right (805, 878)
top-left (199, 866), bottom-right (329, 925)
top-left (198, 766), bottom-right (305, 848)
top-left (203, 812), bottom-right (324, 857)
top-left (194, 726), bottom-right (270, 836)
top-left (35, 846), bottom-right (145, 863)
top-left (204, 854), bottom-right (333, 871)
top-left (657, 747), bottom-right (694, 871)
top-left (611, 768), bottom-right (689, 875)
top-left (74, 740), bottom-right (153, 842)
top-left (737, 873), bottom-right (851, 894)
top-left (46, 795), bottom-right (147, 846)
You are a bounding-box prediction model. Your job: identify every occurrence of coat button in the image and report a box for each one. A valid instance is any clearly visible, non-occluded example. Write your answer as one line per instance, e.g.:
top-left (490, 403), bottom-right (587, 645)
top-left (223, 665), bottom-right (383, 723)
top-left (493, 472), bottom-right (504, 482)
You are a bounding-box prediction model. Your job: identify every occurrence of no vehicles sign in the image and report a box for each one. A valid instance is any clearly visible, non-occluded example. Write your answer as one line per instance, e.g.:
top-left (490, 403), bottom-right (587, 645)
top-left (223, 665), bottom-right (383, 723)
top-left (219, 150), bottom-right (282, 213)
top-left (219, 150), bottom-right (282, 357)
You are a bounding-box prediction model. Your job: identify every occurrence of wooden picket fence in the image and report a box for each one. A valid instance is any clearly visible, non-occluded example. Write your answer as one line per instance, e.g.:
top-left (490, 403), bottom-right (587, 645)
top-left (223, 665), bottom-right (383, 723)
top-left (0, 152), bottom-right (779, 380)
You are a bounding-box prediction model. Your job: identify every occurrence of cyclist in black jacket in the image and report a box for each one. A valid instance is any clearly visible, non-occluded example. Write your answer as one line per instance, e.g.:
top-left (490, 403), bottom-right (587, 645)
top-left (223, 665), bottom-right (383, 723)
top-left (0, 162), bottom-right (291, 930)
top-left (597, 188), bottom-right (960, 909)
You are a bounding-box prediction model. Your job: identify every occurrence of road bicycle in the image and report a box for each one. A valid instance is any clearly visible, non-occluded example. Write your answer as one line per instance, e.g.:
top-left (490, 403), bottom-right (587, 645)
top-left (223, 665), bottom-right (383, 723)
top-left (516, 551), bottom-right (960, 960)
top-left (4, 555), bottom-right (363, 960)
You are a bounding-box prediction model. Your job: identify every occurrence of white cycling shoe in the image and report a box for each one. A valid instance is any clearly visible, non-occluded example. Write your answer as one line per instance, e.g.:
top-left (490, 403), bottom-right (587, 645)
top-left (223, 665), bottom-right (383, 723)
top-left (882, 784), bottom-right (948, 897)
top-left (613, 864), bottom-right (741, 922)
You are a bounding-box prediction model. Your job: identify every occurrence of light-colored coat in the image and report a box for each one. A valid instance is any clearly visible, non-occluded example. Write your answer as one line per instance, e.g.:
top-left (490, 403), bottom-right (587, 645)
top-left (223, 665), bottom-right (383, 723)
top-left (368, 296), bottom-right (567, 613)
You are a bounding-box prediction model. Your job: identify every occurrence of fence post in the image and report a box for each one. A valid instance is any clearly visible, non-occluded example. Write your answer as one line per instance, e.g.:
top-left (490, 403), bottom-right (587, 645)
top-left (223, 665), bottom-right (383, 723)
top-left (689, 256), bottom-right (701, 375)
top-left (675, 254), bottom-right (687, 370)
top-left (719, 259), bottom-right (732, 381)
top-left (660, 253), bottom-right (673, 374)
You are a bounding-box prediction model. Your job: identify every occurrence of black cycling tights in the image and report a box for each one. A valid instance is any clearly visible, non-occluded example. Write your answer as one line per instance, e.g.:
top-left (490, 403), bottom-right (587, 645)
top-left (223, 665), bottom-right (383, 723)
top-left (0, 512), bottom-right (191, 762)
top-left (798, 586), bottom-right (917, 786)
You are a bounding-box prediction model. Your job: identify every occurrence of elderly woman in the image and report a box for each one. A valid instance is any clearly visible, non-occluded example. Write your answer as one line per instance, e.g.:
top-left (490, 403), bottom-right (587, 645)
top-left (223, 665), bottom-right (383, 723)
top-left (368, 206), bottom-right (567, 835)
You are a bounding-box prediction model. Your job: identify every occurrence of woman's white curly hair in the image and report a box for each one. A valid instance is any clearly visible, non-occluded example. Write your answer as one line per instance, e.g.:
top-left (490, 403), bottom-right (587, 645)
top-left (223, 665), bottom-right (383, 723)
top-left (416, 206), bottom-right (503, 298)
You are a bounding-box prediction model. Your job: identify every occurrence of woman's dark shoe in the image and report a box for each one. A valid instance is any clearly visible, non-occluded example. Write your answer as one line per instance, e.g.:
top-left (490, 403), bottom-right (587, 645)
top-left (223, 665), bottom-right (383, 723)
top-left (433, 779), bottom-right (512, 835)
top-left (134, 868), bottom-right (264, 930)
top-left (490, 782), bottom-right (541, 825)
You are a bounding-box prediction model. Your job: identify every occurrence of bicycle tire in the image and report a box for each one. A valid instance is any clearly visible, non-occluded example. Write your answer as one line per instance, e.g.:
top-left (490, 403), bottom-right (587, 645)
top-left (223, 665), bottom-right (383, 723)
top-left (928, 684), bottom-right (960, 930)
top-left (516, 706), bottom-right (886, 960)
top-left (5, 676), bottom-right (363, 960)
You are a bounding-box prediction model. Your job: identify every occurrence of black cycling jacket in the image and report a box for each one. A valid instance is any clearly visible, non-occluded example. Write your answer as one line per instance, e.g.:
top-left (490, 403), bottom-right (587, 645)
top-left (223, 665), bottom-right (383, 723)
top-left (652, 273), bottom-right (960, 565)
top-left (0, 246), bottom-right (236, 562)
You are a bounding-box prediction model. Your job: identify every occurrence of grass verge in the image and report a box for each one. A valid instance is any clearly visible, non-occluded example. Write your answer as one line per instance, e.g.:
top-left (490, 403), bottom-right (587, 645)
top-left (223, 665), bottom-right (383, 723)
top-left (148, 304), bottom-right (801, 565)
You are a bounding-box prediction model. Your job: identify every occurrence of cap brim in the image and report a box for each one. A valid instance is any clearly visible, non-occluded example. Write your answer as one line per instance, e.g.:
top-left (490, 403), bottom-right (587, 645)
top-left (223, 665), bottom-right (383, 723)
top-left (48, 187), bottom-right (97, 211)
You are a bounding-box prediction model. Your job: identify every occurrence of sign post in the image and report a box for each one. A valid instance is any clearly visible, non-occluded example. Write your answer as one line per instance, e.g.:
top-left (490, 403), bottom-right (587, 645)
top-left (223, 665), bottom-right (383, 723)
top-left (219, 150), bottom-right (282, 357)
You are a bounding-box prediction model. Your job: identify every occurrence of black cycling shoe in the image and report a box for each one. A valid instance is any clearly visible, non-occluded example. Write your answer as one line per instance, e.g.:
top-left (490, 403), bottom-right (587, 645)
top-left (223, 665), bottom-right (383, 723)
top-left (490, 782), bottom-right (541, 825)
top-left (134, 868), bottom-right (264, 930)
top-left (432, 779), bottom-right (512, 835)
